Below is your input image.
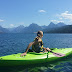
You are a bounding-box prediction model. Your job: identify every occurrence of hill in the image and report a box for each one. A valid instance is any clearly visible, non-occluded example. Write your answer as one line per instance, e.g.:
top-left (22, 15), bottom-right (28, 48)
top-left (0, 26), bottom-right (9, 33)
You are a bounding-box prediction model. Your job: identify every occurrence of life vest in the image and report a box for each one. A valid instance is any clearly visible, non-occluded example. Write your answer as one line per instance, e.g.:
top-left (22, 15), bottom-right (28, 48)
top-left (32, 37), bottom-right (43, 53)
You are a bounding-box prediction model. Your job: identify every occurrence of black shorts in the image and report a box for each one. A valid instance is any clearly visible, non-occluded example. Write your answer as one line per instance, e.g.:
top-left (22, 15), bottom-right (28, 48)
top-left (28, 49), bottom-right (33, 52)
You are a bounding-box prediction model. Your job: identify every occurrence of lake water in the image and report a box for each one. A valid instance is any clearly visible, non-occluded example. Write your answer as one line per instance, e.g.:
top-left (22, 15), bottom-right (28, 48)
top-left (0, 33), bottom-right (72, 72)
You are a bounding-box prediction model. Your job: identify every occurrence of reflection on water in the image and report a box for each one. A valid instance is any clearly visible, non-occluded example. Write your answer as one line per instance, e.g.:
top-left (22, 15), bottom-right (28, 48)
top-left (0, 58), bottom-right (72, 72)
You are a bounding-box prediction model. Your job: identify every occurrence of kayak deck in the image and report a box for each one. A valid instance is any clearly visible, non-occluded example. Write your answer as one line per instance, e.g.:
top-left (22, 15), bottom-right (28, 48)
top-left (0, 48), bottom-right (72, 66)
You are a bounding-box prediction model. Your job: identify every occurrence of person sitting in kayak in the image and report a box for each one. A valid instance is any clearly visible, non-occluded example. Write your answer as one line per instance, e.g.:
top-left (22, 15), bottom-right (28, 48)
top-left (21, 31), bottom-right (51, 56)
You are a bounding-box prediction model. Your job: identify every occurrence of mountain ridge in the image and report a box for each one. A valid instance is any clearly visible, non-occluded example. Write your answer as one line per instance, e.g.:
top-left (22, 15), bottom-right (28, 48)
top-left (0, 22), bottom-right (72, 33)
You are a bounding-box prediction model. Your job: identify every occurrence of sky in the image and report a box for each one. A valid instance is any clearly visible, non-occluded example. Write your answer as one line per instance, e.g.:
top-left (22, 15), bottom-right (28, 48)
top-left (0, 0), bottom-right (72, 28)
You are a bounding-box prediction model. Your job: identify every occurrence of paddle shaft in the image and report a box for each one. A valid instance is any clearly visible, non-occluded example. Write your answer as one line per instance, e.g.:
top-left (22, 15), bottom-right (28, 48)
top-left (49, 51), bottom-right (63, 56)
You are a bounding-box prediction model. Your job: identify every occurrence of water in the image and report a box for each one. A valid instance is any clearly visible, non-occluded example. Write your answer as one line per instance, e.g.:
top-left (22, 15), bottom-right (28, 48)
top-left (0, 33), bottom-right (72, 72)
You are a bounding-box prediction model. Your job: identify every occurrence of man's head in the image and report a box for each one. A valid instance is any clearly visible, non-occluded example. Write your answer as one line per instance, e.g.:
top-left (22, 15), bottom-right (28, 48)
top-left (37, 31), bottom-right (43, 37)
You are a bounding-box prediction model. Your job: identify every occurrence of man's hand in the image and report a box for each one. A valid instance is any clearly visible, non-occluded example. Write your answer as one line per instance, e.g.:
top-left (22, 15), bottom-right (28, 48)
top-left (21, 52), bottom-right (27, 56)
top-left (46, 48), bottom-right (51, 51)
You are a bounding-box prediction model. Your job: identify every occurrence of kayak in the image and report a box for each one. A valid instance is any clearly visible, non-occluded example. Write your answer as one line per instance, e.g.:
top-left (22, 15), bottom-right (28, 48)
top-left (0, 48), bottom-right (72, 66)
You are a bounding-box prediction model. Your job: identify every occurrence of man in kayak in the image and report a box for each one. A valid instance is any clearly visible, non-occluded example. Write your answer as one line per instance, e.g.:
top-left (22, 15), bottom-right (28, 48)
top-left (21, 31), bottom-right (51, 56)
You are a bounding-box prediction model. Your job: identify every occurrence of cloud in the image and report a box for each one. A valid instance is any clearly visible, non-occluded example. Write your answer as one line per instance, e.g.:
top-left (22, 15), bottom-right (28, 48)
top-left (0, 19), bottom-right (4, 22)
top-left (60, 11), bottom-right (72, 21)
top-left (19, 22), bottom-right (24, 25)
top-left (51, 20), bottom-right (64, 23)
top-left (10, 24), bottom-right (14, 27)
top-left (59, 18), bottom-right (63, 20)
top-left (38, 10), bottom-right (46, 13)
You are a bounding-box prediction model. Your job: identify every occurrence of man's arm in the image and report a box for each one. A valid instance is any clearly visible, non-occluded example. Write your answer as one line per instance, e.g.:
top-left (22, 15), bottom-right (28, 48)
top-left (21, 37), bottom-right (42, 56)
top-left (21, 42), bottom-right (34, 56)
top-left (43, 47), bottom-right (51, 52)
top-left (25, 42), bottom-right (34, 53)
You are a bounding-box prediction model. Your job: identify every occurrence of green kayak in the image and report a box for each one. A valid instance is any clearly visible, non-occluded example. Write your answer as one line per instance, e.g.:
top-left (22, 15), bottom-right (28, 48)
top-left (0, 48), bottom-right (72, 66)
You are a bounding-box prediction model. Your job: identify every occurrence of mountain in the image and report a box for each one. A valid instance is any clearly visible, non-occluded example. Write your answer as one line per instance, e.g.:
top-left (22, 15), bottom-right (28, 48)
top-left (44, 25), bottom-right (72, 33)
top-left (43, 22), bottom-right (55, 32)
top-left (6, 23), bottom-right (42, 33)
top-left (0, 26), bottom-right (9, 33)
top-left (1, 22), bottom-right (72, 33)
top-left (7, 27), bottom-right (16, 32)
top-left (48, 22), bottom-right (56, 28)
top-left (21, 23), bottom-right (42, 33)
top-left (56, 22), bottom-right (66, 27)
top-left (10, 25), bottom-right (25, 33)
top-left (48, 22), bottom-right (66, 28)
top-left (43, 22), bottom-right (66, 32)
top-left (41, 25), bottom-right (47, 29)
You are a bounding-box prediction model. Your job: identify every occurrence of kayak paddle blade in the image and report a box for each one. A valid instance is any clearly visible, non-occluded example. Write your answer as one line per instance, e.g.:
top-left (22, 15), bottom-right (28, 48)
top-left (53, 53), bottom-right (66, 57)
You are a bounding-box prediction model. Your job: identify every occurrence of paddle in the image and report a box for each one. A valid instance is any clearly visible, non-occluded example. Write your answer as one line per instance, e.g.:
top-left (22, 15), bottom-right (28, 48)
top-left (49, 51), bottom-right (66, 57)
